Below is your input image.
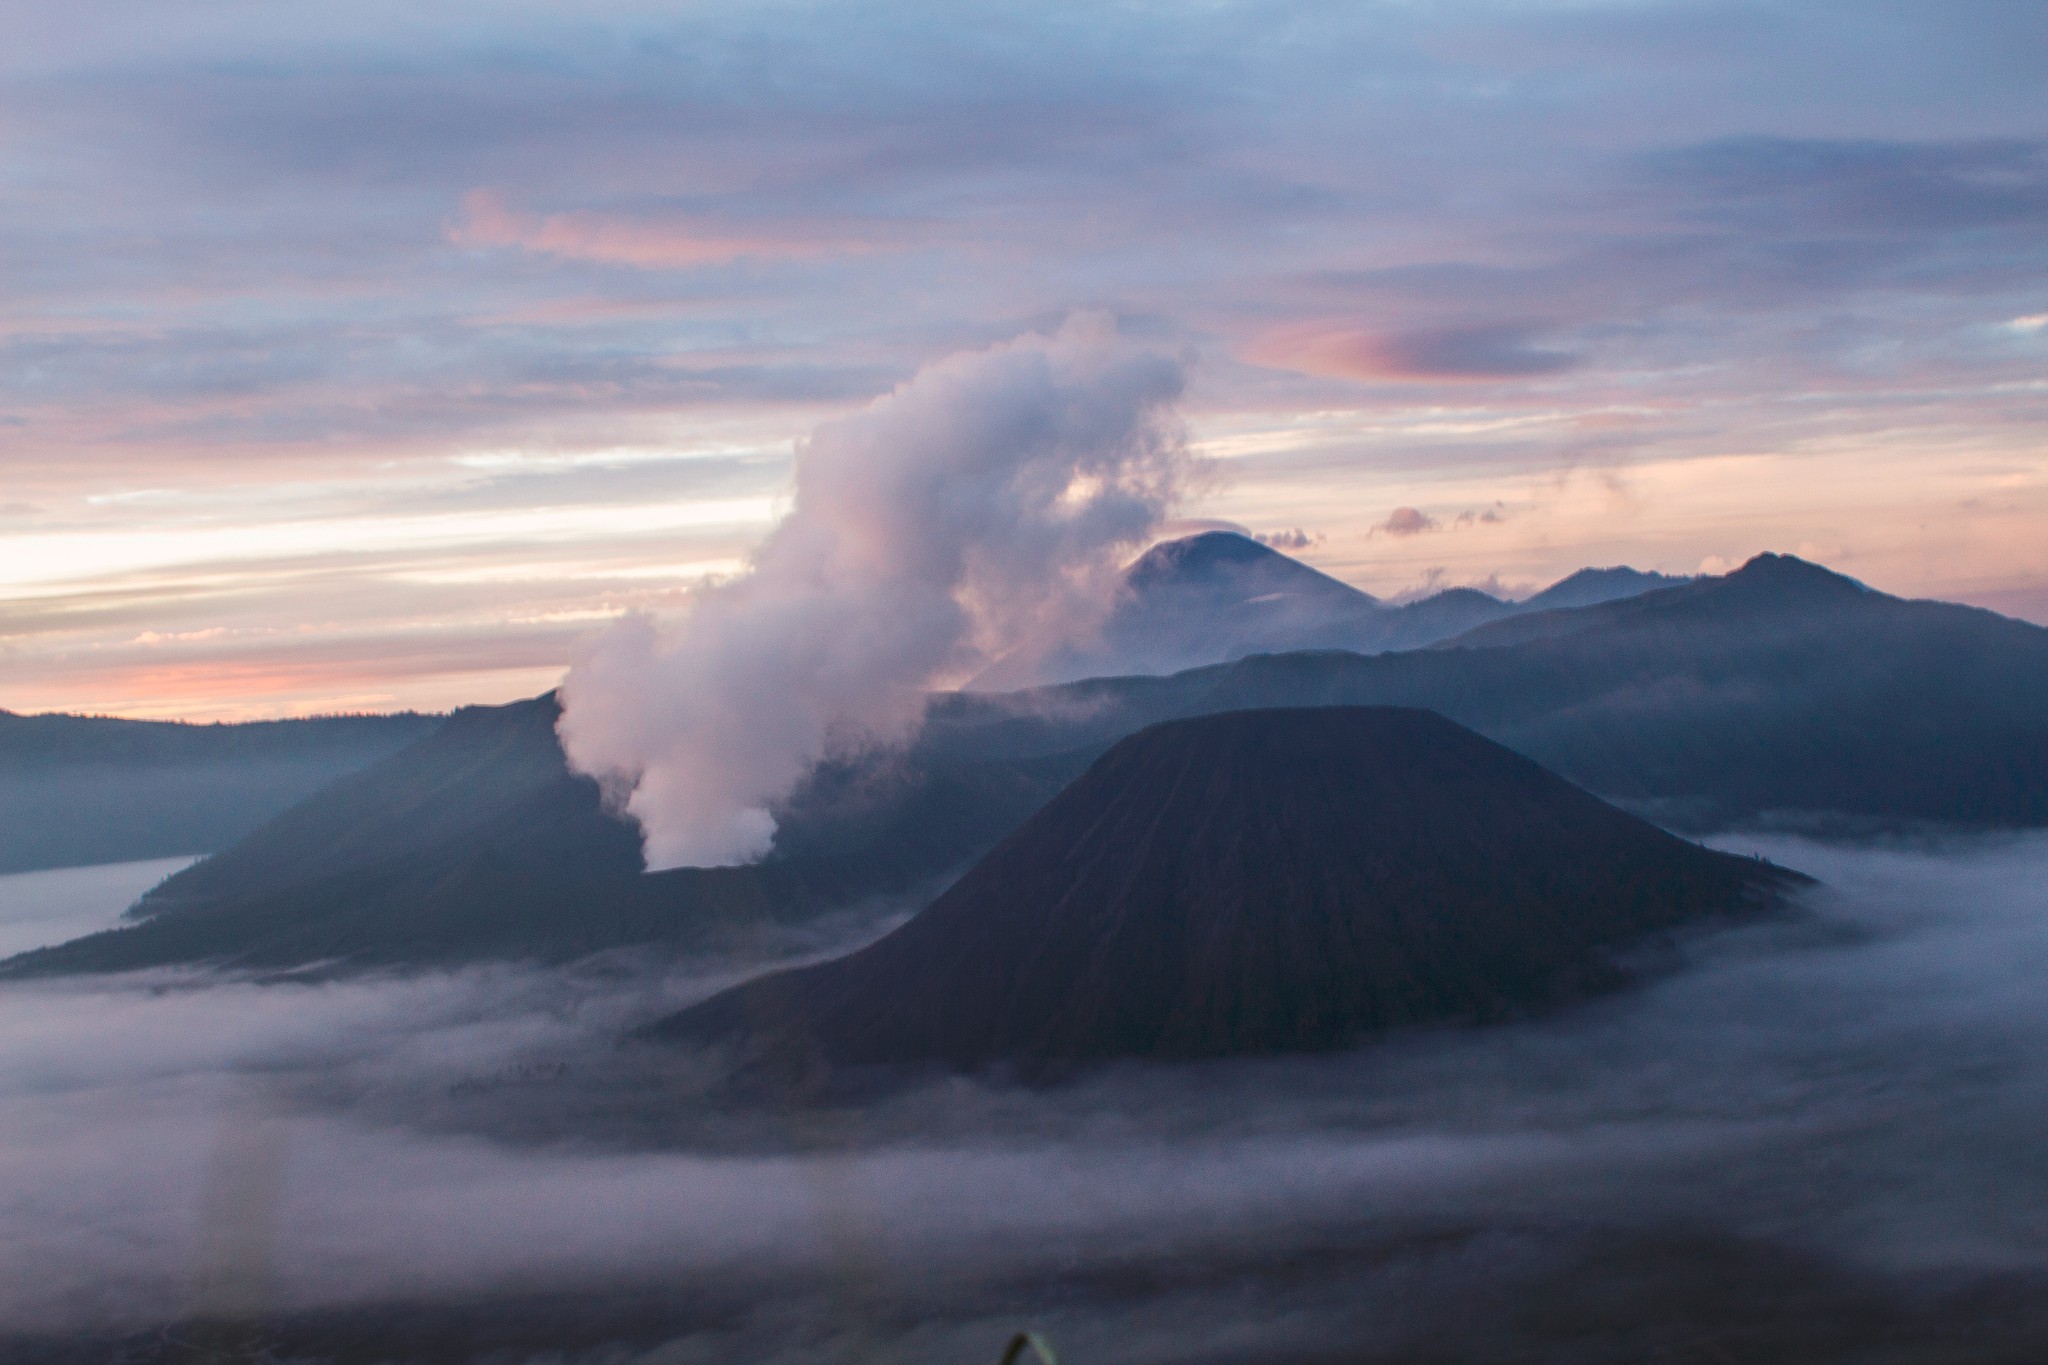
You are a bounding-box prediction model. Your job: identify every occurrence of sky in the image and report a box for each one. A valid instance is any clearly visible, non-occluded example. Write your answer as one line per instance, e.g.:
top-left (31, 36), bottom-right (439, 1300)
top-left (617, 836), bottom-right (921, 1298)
top-left (2, 0), bottom-right (2044, 721)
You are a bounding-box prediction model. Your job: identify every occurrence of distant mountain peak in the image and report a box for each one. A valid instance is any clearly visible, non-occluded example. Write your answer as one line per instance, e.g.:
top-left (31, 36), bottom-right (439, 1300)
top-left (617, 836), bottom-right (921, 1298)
top-left (1415, 585), bottom-right (1507, 607)
top-left (1119, 530), bottom-right (1373, 609)
top-left (1124, 531), bottom-right (1310, 589)
top-left (1729, 552), bottom-right (1862, 582)
top-left (1720, 553), bottom-right (1870, 599)
top-left (1522, 566), bottom-right (1693, 612)
top-left (970, 531), bottom-right (1379, 689)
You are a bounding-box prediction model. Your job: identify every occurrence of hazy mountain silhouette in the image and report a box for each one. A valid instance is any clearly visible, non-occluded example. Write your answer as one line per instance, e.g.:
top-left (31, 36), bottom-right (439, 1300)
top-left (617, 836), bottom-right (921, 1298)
top-left (1519, 564), bottom-right (1692, 612)
top-left (921, 552), bottom-right (2048, 832)
top-left (649, 708), bottom-right (1803, 1078)
top-left (0, 710), bottom-right (439, 874)
top-left (0, 696), bottom-right (1088, 976)
top-left (972, 532), bottom-right (1378, 687)
top-left (971, 531), bottom-right (1682, 687)
top-left (10, 551), bottom-right (2042, 978)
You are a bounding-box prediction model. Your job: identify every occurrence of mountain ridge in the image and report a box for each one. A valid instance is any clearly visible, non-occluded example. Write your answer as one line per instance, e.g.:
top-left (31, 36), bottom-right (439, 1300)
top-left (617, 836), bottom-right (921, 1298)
top-left (0, 709), bottom-right (442, 874)
top-left (9, 549), bottom-right (2041, 978)
top-left (973, 531), bottom-right (1685, 689)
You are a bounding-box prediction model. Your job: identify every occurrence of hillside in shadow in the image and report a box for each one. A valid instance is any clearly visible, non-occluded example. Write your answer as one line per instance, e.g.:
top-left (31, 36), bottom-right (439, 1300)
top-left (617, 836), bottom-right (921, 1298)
top-left (653, 707), bottom-right (1802, 1079)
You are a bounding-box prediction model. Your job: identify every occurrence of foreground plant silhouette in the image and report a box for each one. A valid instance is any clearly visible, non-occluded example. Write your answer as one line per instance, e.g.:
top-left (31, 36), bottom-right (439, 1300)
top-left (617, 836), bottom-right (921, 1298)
top-left (1000, 1330), bottom-right (1058, 1365)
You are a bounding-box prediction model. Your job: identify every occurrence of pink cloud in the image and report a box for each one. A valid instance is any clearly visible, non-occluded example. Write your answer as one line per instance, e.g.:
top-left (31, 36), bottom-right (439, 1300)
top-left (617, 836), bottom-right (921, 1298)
top-left (1248, 322), bottom-right (1580, 382)
top-left (1377, 506), bottom-right (1438, 537)
top-left (449, 190), bottom-right (859, 269)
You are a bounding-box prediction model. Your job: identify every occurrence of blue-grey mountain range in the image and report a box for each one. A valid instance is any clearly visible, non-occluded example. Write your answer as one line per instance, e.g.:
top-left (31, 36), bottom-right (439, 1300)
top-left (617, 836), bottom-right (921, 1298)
top-left (6, 542), bottom-right (2042, 979)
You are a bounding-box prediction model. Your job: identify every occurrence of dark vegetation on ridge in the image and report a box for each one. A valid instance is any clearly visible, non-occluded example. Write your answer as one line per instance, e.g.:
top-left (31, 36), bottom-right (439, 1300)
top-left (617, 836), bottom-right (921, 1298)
top-left (0, 710), bottom-right (440, 874)
top-left (7, 550), bottom-right (2044, 977)
top-left (646, 708), bottom-right (1805, 1077)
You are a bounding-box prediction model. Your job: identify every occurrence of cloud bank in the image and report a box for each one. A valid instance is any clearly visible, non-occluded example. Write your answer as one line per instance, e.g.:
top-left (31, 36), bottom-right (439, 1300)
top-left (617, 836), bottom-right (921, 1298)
top-left (7, 835), bottom-right (2048, 1360)
top-left (557, 317), bottom-right (1189, 868)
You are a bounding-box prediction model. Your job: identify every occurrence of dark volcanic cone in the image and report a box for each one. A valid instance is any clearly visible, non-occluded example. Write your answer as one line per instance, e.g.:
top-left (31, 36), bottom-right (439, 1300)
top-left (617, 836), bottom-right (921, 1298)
top-left (646, 707), bottom-right (1806, 1079)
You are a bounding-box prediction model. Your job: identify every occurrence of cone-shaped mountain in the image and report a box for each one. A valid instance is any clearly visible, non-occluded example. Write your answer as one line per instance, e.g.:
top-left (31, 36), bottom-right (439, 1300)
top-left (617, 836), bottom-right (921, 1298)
top-left (647, 707), bottom-right (1806, 1077)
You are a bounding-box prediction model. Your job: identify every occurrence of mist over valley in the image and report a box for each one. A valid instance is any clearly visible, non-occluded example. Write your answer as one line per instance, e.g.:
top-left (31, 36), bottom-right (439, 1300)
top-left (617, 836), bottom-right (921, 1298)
top-left (5, 833), bottom-right (2048, 1362)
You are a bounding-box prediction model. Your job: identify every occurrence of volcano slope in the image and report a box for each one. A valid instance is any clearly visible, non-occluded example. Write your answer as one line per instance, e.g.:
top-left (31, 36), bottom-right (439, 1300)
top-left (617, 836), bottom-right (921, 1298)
top-left (647, 707), bottom-right (1806, 1079)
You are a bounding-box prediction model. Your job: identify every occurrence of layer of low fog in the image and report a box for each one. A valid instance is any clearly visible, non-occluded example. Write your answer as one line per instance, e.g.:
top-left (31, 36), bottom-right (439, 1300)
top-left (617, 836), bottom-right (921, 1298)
top-left (0, 857), bottom-right (195, 959)
top-left (4, 835), bottom-right (2047, 1358)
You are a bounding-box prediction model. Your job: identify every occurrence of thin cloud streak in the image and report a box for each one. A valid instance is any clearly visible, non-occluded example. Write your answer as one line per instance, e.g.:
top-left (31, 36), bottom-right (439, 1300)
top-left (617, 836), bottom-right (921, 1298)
top-left (449, 190), bottom-right (881, 269)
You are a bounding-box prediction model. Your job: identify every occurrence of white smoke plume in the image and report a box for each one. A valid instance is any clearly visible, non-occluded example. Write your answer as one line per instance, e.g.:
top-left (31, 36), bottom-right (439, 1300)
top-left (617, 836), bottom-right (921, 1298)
top-left (557, 315), bottom-right (1191, 869)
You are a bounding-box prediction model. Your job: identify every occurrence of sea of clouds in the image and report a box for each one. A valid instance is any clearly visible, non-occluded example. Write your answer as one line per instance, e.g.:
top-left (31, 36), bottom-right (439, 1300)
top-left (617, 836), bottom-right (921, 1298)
top-left (3, 833), bottom-right (2047, 1359)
